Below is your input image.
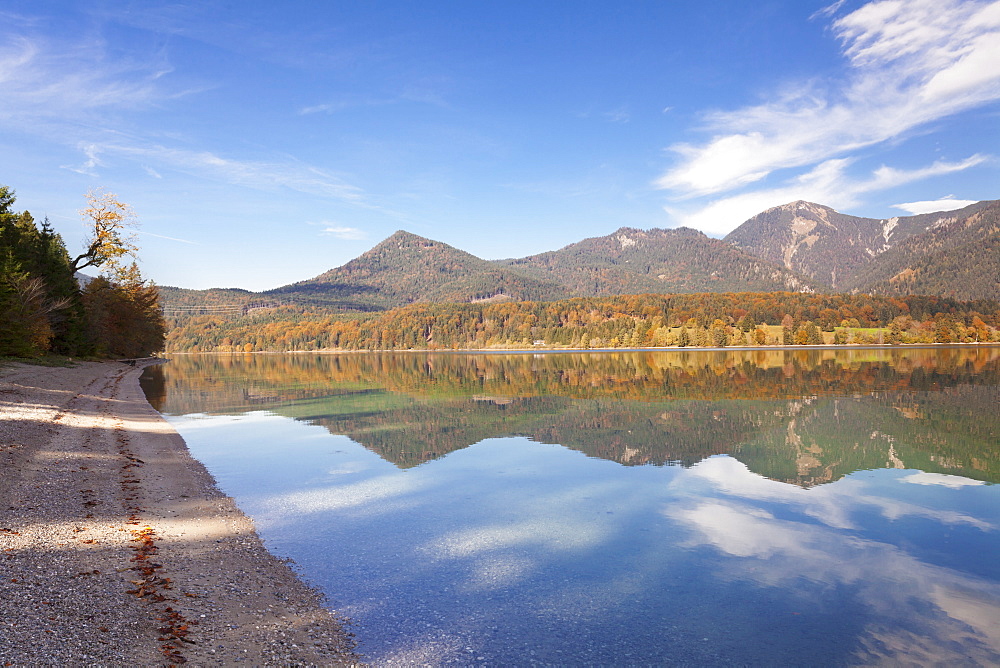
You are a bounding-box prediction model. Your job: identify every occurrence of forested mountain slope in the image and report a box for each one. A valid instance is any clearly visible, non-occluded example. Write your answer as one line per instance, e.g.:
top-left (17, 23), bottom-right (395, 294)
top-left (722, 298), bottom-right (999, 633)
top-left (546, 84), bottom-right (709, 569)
top-left (843, 201), bottom-right (1000, 299)
top-left (724, 200), bottom-right (994, 289)
top-left (500, 226), bottom-right (816, 295)
top-left (268, 230), bottom-right (567, 309)
top-left (159, 199), bottom-right (999, 319)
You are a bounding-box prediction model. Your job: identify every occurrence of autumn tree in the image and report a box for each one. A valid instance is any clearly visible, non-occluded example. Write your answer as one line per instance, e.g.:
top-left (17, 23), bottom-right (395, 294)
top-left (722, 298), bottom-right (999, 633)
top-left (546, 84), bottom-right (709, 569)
top-left (71, 188), bottom-right (140, 274)
top-left (0, 183), bottom-right (164, 358)
top-left (82, 262), bottom-right (165, 357)
top-left (753, 326), bottom-right (768, 345)
top-left (71, 189), bottom-right (165, 357)
top-left (710, 319), bottom-right (728, 347)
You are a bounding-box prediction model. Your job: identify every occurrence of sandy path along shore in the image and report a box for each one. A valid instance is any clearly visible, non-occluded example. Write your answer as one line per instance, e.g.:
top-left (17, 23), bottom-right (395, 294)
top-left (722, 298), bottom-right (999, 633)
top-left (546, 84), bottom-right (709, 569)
top-left (0, 359), bottom-right (361, 665)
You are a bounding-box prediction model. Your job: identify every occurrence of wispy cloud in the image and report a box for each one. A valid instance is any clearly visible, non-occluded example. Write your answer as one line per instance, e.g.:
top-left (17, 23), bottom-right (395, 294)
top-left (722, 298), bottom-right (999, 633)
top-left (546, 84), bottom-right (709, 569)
top-left (810, 0), bottom-right (849, 21)
top-left (603, 106), bottom-right (631, 124)
top-left (60, 143), bottom-right (106, 176)
top-left (299, 81), bottom-right (452, 116)
top-left (138, 230), bottom-right (200, 245)
top-left (0, 34), bottom-right (166, 127)
top-left (320, 225), bottom-right (368, 240)
top-left (668, 155), bottom-right (985, 236)
top-left (300, 102), bottom-right (345, 115)
top-left (656, 0), bottom-right (1000, 198)
top-left (1, 14), bottom-right (372, 207)
top-left (892, 196), bottom-right (981, 214)
top-left (299, 96), bottom-right (392, 115)
top-left (79, 142), bottom-right (369, 202)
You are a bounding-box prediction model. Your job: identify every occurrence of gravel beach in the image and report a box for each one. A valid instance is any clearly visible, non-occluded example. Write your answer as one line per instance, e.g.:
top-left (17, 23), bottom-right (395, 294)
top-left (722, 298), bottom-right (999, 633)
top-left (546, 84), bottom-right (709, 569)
top-left (0, 359), bottom-right (362, 666)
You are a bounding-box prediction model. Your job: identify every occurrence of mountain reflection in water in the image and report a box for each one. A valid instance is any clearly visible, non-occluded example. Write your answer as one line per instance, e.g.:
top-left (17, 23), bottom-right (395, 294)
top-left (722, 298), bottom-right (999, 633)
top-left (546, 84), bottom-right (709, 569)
top-left (143, 348), bottom-right (1000, 485)
top-left (142, 348), bottom-right (1000, 665)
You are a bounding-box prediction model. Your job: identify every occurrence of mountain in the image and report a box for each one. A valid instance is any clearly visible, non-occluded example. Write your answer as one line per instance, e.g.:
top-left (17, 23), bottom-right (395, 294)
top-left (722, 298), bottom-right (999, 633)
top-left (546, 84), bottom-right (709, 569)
top-left (268, 230), bottom-right (567, 310)
top-left (159, 198), bottom-right (997, 317)
top-left (500, 226), bottom-right (816, 295)
top-left (156, 286), bottom-right (258, 318)
top-left (264, 227), bottom-right (816, 311)
top-left (724, 200), bottom-right (994, 290)
top-left (842, 201), bottom-right (1000, 300)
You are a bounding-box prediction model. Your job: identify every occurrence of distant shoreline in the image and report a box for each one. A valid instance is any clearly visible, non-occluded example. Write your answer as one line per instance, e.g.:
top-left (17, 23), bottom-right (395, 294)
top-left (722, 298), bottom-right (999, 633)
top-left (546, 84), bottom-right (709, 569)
top-left (164, 341), bottom-right (1000, 355)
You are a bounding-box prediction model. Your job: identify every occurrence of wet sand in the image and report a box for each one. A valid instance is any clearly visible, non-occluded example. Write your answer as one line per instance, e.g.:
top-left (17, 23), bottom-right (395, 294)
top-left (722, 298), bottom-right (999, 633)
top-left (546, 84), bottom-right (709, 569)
top-left (0, 359), bottom-right (362, 665)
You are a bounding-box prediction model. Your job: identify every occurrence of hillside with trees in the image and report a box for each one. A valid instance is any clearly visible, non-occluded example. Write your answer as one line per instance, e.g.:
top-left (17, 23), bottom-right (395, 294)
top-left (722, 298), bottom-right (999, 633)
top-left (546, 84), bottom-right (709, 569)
top-left (160, 224), bottom-right (820, 323)
top-left (146, 195), bottom-right (1000, 354)
top-left (163, 290), bottom-right (1000, 353)
top-left (270, 230), bottom-right (568, 310)
top-left (841, 201), bottom-right (1000, 299)
top-left (264, 225), bottom-right (818, 311)
top-left (160, 199), bottom-right (1000, 329)
top-left (724, 199), bottom-right (996, 293)
top-left (0, 184), bottom-right (165, 358)
top-left (499, 226), bottom-right (815, 295)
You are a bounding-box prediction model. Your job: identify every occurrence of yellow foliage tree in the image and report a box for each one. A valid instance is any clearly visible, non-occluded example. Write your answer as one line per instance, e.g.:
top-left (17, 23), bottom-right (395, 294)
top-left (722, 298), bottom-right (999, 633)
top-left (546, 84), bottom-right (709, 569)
top-left (71, 188), bottom-right (140, 275)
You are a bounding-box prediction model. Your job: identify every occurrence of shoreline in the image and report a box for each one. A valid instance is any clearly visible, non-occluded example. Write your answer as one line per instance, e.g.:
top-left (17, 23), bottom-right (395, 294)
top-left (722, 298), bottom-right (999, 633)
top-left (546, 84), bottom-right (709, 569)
top-left (165, 341), bottom-right (1000, 355)
top-left (0, 359), bottom-right (361, 665)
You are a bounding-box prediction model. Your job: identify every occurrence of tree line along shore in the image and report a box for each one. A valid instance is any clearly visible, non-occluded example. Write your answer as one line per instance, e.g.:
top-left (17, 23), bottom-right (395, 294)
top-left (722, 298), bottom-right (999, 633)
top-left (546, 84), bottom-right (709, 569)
top-left (165, 291), bottom-right (1000, 353)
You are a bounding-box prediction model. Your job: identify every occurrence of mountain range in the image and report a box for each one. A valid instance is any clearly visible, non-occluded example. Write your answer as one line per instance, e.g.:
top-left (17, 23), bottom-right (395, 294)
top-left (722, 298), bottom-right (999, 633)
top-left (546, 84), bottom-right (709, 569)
top-left (724, 199), bottom-right (996, 292)
top-left (160, 199), bottom-right (1000, 312)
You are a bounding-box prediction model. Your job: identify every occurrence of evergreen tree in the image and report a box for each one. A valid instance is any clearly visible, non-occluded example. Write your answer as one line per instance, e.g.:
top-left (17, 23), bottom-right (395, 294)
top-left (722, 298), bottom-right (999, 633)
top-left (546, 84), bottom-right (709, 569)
top-left (0, 183), bottom-right (164, 358)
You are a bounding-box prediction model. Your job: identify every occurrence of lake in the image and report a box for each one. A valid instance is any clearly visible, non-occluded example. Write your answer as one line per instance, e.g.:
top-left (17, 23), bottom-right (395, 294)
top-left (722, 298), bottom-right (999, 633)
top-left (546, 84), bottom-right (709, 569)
top-left (141, 348), bottom-right (1000, 666)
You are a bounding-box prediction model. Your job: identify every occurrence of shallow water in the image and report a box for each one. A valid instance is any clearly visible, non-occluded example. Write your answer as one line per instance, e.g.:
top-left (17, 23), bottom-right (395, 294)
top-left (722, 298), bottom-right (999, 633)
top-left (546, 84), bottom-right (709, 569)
top-left (142, 348), bottom-right (1000, 666)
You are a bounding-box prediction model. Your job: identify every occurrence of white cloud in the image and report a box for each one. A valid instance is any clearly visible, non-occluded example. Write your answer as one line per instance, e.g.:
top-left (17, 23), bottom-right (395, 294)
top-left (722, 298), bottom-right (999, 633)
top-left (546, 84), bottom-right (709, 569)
top-left (59, 143), bottom-right (106, 176)
top-left (321, 225), bottom-right (368, 240)
top-left (671, 500), bottom-right (824, 558)
top-left (300, 103), bottom-right (338, 115)
top-left (680, 455), bottom-right (992, 531)
top-left (668, 155), bottom-right (985, 236)
top-left (52, 139), bottom-right (368, 203)
top-left (892, 196), bottom-right (980, 214)
top-left (810, 0), bottom-right (849, 20)
top-left (900, 472), bottom-right (986, 488)
top-left (300, 99), bottom-right (376, 115)
top-left (138, 230), bottom-right (200, 245)
top-left (430, 519), bottom-right (605, 559)
top-left (656, 0), bottom-right (1000, 198)
top-left (100, 143), bottom-right (367, 202)
top-left (0, 34), bottom-right (165, 126)
top-left (0, 17), bottom-right (371, 208)
top-left (603, 106), bottom-right (631, 123)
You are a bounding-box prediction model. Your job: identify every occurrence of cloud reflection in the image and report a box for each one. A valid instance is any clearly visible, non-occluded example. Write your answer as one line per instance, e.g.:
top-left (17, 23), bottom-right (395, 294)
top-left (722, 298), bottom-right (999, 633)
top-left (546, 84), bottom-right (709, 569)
top-left (669, 456), bottom-right (1000, 665)
top-left (902, 471), bottom-right (987, 488)
top-left (267, 474), bottom-right (428, 514)
top-left (686, 455), bottom-right (993, 530)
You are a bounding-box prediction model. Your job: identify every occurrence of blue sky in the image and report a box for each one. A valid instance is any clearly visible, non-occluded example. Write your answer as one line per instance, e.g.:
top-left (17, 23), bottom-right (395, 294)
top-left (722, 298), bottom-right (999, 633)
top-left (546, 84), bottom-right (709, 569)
top-left (2, 0), bottom-right (998, 290)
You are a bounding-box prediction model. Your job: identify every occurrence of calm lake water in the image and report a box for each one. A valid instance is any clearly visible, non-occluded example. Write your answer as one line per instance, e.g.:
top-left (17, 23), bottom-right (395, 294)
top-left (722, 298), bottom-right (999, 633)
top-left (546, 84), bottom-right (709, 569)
top-left (141, 348), bottom-right (1000, 666)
